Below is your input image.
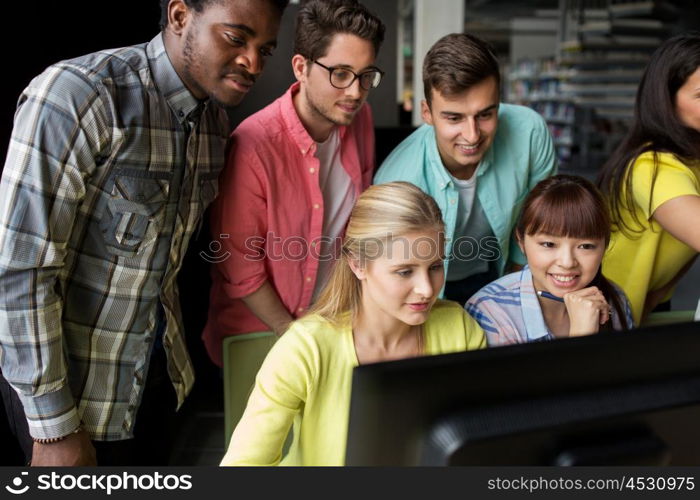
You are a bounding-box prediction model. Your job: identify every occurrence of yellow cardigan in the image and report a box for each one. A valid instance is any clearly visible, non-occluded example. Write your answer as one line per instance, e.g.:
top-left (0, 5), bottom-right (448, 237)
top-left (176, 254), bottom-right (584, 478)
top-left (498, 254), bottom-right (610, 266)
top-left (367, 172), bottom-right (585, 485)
top-left (220, 300), bottom-right (486, 466)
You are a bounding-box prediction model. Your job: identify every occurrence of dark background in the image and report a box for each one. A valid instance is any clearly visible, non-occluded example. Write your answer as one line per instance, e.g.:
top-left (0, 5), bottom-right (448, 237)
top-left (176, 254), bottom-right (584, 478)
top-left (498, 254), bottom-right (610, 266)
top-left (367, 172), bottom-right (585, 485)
top-left (3, 2), bottom-right (162, 164)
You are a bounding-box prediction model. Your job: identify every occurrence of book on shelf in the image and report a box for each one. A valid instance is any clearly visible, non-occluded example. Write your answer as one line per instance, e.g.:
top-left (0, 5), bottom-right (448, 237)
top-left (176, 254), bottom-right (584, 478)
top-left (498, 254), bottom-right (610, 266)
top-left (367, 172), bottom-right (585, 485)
top-left (573, 95), bottom-right (636, 107)
top-left (581, 8), bottom-right (609, 21)
top-left (593, 107), bottom-right (635, 120)
top-left (579, 18), bottom-right (667, 36)
top-left (567, 68), bottom-right (644, 83)
top-left (609, 18), bottom-right (667, 33)
top-left (560, 83), bottom-right (638, 95)
top-left (559, 53), bottom-right (651, 68)
top-left (564, 35), bottom-right (663, 50)
top-left (609, 1), bottom-right (680, 20)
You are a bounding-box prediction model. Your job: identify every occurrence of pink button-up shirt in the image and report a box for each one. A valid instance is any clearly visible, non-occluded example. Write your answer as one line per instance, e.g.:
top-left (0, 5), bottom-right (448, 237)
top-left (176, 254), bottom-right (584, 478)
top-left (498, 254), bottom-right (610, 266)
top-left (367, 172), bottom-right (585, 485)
top-left (203, 82), bottom-right (375, 365)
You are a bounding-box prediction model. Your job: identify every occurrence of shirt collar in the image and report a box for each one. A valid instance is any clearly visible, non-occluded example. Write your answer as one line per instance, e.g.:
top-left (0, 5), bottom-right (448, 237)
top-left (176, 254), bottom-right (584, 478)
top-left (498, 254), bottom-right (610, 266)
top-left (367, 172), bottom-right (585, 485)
top-left (147, 33), bottom-right (203, 126)
top-left (425, 125), bottom-right (455, 191)
top-left (280, 81), bottom-right (348, 156)
top-left (477, 132), bottom-right (495, 176)
top-left (518, 266), bottom-right (553, 341)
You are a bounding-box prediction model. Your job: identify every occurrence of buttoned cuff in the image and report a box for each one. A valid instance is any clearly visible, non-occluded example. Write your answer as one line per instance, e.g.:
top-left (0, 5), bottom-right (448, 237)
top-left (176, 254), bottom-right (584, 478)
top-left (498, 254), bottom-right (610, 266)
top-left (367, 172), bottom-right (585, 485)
top-left (16, 384), bottom-right (81, 440)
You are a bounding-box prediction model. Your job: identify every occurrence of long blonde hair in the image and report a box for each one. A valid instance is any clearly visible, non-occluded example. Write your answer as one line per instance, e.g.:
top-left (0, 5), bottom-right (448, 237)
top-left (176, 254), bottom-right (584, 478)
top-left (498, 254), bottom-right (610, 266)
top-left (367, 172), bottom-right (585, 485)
top-left (308, 182), bottom-right (445, 323)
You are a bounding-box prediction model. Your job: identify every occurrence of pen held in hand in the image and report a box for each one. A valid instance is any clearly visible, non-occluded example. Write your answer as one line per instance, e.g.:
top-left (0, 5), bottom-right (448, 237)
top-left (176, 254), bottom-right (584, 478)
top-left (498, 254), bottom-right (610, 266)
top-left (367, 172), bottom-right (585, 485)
top-left (537, 290), bottom-right (565, 303)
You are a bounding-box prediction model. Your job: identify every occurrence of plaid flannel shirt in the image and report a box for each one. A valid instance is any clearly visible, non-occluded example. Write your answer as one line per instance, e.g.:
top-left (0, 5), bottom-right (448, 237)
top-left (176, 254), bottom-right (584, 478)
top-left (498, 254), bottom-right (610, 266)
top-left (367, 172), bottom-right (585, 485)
top-left (0, 34), bottom-right (228, 440)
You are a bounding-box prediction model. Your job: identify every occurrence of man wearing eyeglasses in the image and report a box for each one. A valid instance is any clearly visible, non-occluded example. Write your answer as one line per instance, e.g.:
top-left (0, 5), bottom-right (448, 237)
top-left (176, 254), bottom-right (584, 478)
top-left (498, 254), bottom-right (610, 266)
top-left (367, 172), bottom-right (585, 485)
top-left (202, 0), bottom-right (385, 366)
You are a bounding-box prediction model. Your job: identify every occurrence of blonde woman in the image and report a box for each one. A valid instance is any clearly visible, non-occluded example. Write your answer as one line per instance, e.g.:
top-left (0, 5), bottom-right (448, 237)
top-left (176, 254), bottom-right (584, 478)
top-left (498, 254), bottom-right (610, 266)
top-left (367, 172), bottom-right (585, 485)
top-left (221, 182), bottom-right (485, 466)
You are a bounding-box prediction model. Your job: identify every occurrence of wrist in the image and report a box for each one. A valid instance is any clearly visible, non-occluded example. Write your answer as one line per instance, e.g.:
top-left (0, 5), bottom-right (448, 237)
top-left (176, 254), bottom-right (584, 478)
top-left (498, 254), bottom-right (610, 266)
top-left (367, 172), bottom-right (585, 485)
top-left (273, 321), bottom-right (290, 336)
top-left (274, 314), bottom-right (294, 334)
top-left (568, 325), bottom-right (598, 337)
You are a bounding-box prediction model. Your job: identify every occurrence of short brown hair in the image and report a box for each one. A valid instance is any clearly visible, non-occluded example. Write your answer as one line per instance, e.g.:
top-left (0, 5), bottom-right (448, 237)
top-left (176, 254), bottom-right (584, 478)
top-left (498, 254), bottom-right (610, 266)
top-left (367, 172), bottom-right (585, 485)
top-left (423, 33), bottom-right (500, 104)
top-left (294, 0), bottom-right (385, 61)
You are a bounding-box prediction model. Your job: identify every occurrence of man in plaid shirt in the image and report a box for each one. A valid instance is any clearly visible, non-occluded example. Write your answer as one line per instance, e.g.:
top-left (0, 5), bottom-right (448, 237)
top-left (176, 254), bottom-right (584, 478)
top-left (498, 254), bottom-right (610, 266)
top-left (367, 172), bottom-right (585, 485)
top-left (0, 0), bottom-right (286, 465)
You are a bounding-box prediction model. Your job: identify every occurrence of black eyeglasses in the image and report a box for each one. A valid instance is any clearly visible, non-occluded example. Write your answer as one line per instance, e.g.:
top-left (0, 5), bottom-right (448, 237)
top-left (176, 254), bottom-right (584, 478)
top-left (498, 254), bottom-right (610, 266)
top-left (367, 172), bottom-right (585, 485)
top-left (312, 60), bottom-right (384, 91)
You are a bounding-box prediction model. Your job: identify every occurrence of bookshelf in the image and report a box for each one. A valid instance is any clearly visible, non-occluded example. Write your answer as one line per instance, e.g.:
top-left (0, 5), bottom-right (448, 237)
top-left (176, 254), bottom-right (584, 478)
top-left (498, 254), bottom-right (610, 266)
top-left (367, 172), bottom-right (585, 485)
top-left (556, 0), bottom-right (682, 170)
top-left (506, 58), bottom-right (579, 166)
top-left (505, 0), bottom-right (689, 173)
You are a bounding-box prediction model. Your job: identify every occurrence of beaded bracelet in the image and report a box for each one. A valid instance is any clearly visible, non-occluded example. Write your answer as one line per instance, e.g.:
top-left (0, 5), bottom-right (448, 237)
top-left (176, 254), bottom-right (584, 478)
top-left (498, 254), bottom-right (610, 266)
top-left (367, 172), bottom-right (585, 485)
top-left (32, 426), bottom-right (82, 444)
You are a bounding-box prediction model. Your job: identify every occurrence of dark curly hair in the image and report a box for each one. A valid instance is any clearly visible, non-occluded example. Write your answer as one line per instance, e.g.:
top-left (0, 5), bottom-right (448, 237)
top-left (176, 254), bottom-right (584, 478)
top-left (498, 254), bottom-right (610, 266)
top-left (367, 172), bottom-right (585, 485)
top-left (160, 0), bottom-right (290, 30)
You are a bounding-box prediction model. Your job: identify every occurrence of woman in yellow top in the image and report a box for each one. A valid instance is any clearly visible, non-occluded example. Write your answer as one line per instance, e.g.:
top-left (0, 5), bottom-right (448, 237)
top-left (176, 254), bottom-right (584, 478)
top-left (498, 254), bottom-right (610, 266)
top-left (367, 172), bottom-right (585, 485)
top-left (221, 182), bottom-right (486, 466)
top-left (598, 32), bottom-right (700, 325)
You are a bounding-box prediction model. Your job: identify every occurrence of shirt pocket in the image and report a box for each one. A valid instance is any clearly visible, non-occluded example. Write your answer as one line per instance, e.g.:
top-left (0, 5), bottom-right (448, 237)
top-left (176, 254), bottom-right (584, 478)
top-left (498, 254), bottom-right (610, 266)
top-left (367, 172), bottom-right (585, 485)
top-left (100, 170), bottom-right (172, 257)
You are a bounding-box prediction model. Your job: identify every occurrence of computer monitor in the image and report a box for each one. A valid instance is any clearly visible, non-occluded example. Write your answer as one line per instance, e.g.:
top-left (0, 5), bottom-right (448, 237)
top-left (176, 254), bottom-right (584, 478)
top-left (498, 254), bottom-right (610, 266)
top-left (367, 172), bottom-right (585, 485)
top-left (345, 321), bottom-right (700, 466)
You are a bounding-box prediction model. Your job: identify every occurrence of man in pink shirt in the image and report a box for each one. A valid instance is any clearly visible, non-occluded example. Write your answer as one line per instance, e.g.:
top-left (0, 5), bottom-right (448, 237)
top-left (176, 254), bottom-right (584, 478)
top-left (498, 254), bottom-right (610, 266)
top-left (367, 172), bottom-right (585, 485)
top-left (203, 0), bottom-right (385, 366)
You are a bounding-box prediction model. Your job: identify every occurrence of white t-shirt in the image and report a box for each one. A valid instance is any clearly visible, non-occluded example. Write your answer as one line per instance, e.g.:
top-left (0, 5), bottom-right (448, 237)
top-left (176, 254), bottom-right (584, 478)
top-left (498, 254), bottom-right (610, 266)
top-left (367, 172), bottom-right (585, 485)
top-left (312, 129), bottom-right (355, 300)
top-left (447, 173), bottom-right (494, 281)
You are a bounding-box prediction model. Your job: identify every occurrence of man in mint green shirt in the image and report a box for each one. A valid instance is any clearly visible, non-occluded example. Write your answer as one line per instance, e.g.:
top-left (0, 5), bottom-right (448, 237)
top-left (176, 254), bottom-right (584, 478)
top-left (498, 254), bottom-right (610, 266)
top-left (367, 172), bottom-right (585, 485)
top-left (374, 33), bottom-right (557, 304)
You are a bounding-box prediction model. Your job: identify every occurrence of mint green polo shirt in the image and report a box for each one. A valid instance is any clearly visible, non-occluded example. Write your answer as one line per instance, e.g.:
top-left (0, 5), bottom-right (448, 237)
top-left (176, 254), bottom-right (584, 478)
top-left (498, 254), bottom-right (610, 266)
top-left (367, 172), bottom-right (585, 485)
top-left (374, 103), bottom-right (557, 278)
